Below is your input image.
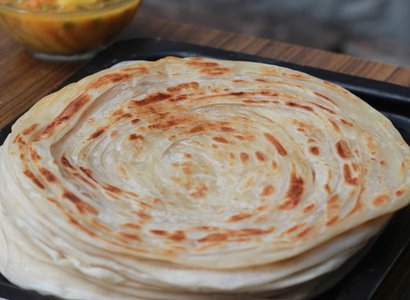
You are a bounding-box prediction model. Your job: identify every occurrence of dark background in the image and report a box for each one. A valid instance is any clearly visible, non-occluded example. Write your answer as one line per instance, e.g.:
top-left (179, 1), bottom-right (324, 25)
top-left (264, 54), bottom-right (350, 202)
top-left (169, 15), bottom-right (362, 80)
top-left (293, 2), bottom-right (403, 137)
top-left (139, 0), bottom-right (410, 67)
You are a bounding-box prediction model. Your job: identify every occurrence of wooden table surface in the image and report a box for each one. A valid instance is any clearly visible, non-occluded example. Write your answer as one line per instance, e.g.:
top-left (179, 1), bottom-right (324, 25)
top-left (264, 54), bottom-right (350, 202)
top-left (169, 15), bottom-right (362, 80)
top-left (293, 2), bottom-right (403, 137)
top-left (0, 14), bottom-right (410, 300)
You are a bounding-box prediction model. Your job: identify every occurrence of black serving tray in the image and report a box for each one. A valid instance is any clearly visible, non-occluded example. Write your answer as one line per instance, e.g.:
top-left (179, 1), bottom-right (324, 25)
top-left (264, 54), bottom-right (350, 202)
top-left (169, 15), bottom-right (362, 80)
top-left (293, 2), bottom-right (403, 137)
top-left (0, 38), bottom-right (409, 300)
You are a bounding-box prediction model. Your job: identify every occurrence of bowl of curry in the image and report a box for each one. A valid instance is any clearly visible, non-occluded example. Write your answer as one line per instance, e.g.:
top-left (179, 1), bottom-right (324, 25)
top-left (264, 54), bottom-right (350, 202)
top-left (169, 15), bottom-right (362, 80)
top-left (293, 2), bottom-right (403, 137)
top-left (0, 0), bottom-right (142, 61)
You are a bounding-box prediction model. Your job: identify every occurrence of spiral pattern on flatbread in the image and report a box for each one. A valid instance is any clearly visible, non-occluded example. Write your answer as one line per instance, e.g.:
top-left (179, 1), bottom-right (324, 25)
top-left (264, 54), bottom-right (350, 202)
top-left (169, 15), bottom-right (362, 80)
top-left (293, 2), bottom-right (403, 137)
top-left (0, 57), bottom-right (409, 299)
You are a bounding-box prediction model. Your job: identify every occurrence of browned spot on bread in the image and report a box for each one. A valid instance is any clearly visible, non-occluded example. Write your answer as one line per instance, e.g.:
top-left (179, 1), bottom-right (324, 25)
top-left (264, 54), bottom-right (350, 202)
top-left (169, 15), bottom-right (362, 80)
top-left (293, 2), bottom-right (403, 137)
top-left (236, 227), bottom-right (275, 236)
top-left (67, 215), bottom-right (96, 237)
top-left (39, 167), bottom-right (57, 183)
top-left (303, 203), bottom-right (316, 214)
top-left (111, 130), bottom-right (118, 137)
top-left (73, 173), bottom-right (96, 188)
top-left (326, 216), bottom-right (339, 226)
top-left (366, 137), bottom-right (376, 153)
top-left (323, 81), bottom-right (338, 88)
top-left (22, 123), bottom-right (39, 135)
top-left (151, 229), bottom-right (167, 236)
top-left (122, 113), bottom-right (133, 119)
top-left (286, 101), bottom-right (314, 111)
top-left (184, 153), bottom-right (192, 158)
top-left (229, 152), bottom-right (235, 159)
top-left (190, 124), bottom-right (206, 133)
top-left (313, 92), bottom-right (336, 105)
top-left (78, 167), bottom-right (96, 182)
top-left (327, 195), bottom-right (340, 219)
top-left (336, 140), bottom-right (352, 159)
top-left (198, 226), bottom-right (219, 231)
top-left (90, 219), bottom-right (109, 231)
top-left (111, 108), bottom-right (133, 121)
top-left (379, 160), bottom-right (385, 166)
top-left (198, 233), bottom-right (228, 243)
top-left (187, 61), bottom-right (219, 67)
top-left (88, 127), bottom-right (107, 140)
top-left (255, 78), bottom-right (269, 83)
top-left (233, 79), bottom-right (246, 83)
top-left (348, 189), bottom-right (364, 217)
top-left (278, 171), bottom-right (304, 210)
top-left (220, 126), bottom-right (235, 132)
top-left (13, 134), bottom-right (25, 146)
top-left (29, 147), bottom-right (41, 161)
top-left (324, 184), bottom-right (332, 195)
top-left (310, 103), bottom-right (336, 114)
top-left (396, 189), bottom-right (405, 197)
top-left (190, 183), bottom-right (208, 199)
top-left (343, 164), bottom-right (358, 185)
top-left (201, 67), bottom-right (230, 76)
top-left (38, 94), bottom-right (90, 139)
top-left (166, 82), bottom-right (199, 93)
top-left (212, 136), bottom-right (229, 144)
top-left (242, 99), bottom-right (270, 104)
top-left (296, 226), bottom-right (314, 238)
top-left (182, 162), bottom-right (192, 175)
top-left (23, 169), bottom-right (45, 189)
top-left (168, 230), bottom-right (186, 242)
top-left (340, 118), bottom-right (354, 127)
top-left (46, 197), bottom-right (64, 210)
top-left (289, 73), bottom-right (306, 79)
top-left (118, 232), bottom-right (142, 242)
top-left (89, 73), bottom-right (131, 89)
top-left (260, 91), bottom-right (278, 97)
top-left (122, 66), bottom-right (148, 74)
top-left (122, 223), bottom-right (141, 230)
top-left (198, 228), bottom-right (274, 244)
top-left (61, 156), bottom-right (74, 169)
top-left (261, 184), bottom-right (275, 196)
top-left (328, 118), bottom-right (341, 133)
top-left (328, 194), bottom-right (339, 204)
top-left (309, 146), bottom-right (320, 155)
top-left (133, 92), bottom-right (171, 106)
top-left (372, 194), bottom-right (389, 206)
top-left (131, 118), bottom-right (140, 124)
top-left (62, 191), bottom-right (97, 215)
top-left (111, 108), bottom-right (124, 118)
top-left (235, 135), bottom-right (245, 141)
top-left (264, 133), bottom-right (287, 156)
top-left (149, 117), bottom-right (189, 130)
top-left (134, 210), bottom-right (151, 221)
top-left (170, 94), bottom-right (189, 102)
top-left (104, 184), bottom-right (123, 194)
top-left (255, 151), bottom-right (267, 162)
top-left (153, 198), bottom-right (162, 204)
top-left (128, 134), bottom-right (144, 141)
top-left (240, 152), bottom-right (249, 164)
top-left (284, 223), bottom-right (306, 234)
top-left (228, 213), bottom-right (252, 222)
top-left (138, 202), bottom-right (151, 210)
top-left (272, 160), bottom-right (278, 169)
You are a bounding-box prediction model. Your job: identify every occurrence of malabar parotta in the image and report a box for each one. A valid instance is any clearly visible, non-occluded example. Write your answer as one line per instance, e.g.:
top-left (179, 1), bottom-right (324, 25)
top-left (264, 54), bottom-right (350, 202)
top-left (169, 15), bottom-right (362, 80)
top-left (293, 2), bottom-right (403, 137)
top-left (0, 57), bottom-right (409, 299)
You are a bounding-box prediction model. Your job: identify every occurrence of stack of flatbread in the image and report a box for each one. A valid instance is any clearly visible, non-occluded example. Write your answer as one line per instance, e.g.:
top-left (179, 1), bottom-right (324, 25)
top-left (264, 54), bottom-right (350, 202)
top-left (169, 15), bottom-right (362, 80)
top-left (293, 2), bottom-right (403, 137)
top-left (0, 57), bottom-right (409, 300)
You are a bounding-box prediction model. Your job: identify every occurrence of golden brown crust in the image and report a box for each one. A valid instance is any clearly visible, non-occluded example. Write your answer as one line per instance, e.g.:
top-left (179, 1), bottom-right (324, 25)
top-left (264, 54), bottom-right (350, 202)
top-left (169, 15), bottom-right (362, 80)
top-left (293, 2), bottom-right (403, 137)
top-left (1, 56), bottom-right (409, 271)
